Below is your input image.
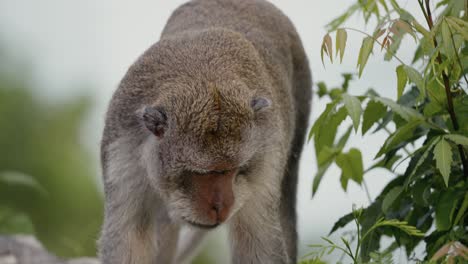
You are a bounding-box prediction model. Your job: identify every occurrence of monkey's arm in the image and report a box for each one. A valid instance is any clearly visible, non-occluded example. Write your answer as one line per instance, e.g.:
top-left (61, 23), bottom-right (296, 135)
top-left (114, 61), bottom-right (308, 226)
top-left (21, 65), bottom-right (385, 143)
top-left (228, 198), bottom-right (289, 264)
top-left (99, 182), bottom-right (180, 264)
top-left (99, 141), bottom-right (180, 264)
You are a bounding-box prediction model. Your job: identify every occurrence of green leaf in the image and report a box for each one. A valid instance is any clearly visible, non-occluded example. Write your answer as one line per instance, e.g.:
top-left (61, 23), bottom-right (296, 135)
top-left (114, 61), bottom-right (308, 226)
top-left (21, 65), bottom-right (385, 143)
top-left (405, 136), bottom-right (440, 186)
top-left (340, 172), bottom-right (349, 191)
top-left (382, 186), bottom-right (403, 213)
top-left (396, 65), bottom-right (407, 99)
top-left (403, 65), bottom-right (425, 99)
top-left (372, 218), bottom-right (424, 237)
top-left (329, 88), bottom-right (343, 100)
top-left (447, 16), bottom-right (468, 28)
top-left (340, 237), bottom-right (353, 256)
top-left (336, 28), bottom-right (347, 63)
top-left (329, 212), bottom-right (354, 235)
top-left (441, 20), bottom-right (454, 60)
top-left (444, 134), bottom-right (468, 146)
top-left (359, 202), bottom-right (383, 261)
top-left (433, 139), bottom-right (453, 187)
top-left (341, 94), bottom-right (362, 131)
top-left (323, 33), bottom-right (333, 63)
top-left (312, 161), bottom-right (333, 196)
top-left (435, 190), bottom-right (459, 231)
top-left (341, 73), bottom-right (353, 92)
top-left (317, 82), bottom-right (328, 98)
top-left (453, 192), bottom-right (468, 226)
top-left (336, 126), bottom-right (353, 149)
top-left (362, 100), bottom-right (387, 135)
top-left (320, 42), bottom-right (326, 66)
top-left (309, 101), bottom-right (336, 141)
top-left (313, 142), bottom-right (343, 196)
top-left (412, 180), bottom-right (431, 207)
top-left (315, 106), bottom-right (348, 154)
top-left (446, 17), bottom-right (468, 42)
top-left (335, 148), bottom-right (364, 186)
top-left (412, 45), bottom-right (424, 64)
top-left (371, 96), bottom-right (424, 121)
top-left (357, 37), bottom-right (374, 77)
top-left (412, 20), bottom-right (431, 40)
top-left (375, 120), bottom-right (423, 158)
top-left (317, 146), bottom-right (339, 166)
top-left (423, 101), bottom-right (444, 116)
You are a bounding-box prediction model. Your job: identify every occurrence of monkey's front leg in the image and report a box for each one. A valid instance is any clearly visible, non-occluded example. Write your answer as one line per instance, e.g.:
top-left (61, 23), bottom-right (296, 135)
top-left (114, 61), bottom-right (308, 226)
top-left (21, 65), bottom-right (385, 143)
top-left (229, 200), bottom-right (290, 264)
top-left (99, 179), bottom-right (179, 264)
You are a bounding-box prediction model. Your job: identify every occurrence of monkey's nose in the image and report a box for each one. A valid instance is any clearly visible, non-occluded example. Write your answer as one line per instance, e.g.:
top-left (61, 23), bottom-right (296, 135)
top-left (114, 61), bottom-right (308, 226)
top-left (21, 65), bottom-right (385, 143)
top-left (209, 190), bottom-right (233, 223)
top-left (211, 202), bottom-right (230, 223)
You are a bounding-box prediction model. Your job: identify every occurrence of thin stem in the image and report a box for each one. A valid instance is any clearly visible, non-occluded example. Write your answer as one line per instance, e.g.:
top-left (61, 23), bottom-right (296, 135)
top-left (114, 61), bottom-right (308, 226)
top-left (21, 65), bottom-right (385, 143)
top-left (418, 0), bottom-right (430, 25)
top-left (354, 217), bottom-right (361, 262)
top-left (361, 219), bottom-right (381, 243)
top-left (335, 244), bottom-right (356, 261)
top-left (422, 0), bottom-right (468, 178)
top-left (342, 240), bottom-right (356, 263)
top-left (341, 27), bottom-right (407, 65)
top-left (424, 0), bottom-right (434, 29)
top-left (362, 179), bottom-right (373, 203)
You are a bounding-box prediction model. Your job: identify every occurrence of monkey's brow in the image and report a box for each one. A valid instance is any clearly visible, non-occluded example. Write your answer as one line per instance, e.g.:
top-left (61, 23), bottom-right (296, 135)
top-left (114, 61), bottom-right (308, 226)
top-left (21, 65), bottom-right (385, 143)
top-left (185, 165), bottom-right (238, 175)
top-left (185, 168), bottom-right (211, 174)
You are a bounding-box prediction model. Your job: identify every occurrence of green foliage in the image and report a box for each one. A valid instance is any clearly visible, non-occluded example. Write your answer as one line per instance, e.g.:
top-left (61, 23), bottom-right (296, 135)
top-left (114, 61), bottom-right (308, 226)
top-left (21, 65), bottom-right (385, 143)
top-left (357, 37), bottom-right (374, 77)
top-left (302, 207), bottom-right (423, 264)
top-left (311, 0), bottom-right (468, 262)
top-left (336, 148), bottom-right (364, 190)
top-left (433, 138), bottom-right (453, 186)
top-left (0, 57), bottom-right (103, 257)
top-left (336, 28), bottom-right (348, 63)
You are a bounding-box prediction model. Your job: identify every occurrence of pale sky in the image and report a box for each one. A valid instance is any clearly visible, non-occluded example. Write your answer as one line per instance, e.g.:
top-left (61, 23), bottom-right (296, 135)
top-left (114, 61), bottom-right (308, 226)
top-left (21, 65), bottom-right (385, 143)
top-left (0, 0), bottom-right (422, 262)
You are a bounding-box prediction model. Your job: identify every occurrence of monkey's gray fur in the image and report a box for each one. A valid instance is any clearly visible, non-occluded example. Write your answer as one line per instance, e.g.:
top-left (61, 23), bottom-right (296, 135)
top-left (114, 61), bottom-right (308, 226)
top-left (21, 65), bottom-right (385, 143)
top-left (99, 0), bottom-right (311, 263)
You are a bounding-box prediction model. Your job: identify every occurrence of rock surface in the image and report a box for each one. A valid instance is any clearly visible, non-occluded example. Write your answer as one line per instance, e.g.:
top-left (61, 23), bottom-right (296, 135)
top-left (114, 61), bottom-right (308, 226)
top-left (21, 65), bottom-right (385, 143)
top-left (0, 235), bottom-right (100, 264)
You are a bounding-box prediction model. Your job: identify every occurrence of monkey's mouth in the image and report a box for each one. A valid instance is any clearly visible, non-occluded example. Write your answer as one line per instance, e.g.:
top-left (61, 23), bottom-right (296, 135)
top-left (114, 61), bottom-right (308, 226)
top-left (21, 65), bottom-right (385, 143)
top-left (182, 218), bottom-right (219, 229)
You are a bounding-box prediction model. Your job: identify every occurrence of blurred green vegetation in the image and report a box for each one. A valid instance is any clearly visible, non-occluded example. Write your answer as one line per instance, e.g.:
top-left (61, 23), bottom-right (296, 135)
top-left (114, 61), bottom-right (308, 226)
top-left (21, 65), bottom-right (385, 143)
top-left (0, 47), bottom-right (103, 257)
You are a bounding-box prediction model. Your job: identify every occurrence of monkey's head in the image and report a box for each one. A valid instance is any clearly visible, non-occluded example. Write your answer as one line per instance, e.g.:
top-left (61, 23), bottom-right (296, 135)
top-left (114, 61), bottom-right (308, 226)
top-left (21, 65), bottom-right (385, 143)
top-left (134, 30), bottom-right (277, 228)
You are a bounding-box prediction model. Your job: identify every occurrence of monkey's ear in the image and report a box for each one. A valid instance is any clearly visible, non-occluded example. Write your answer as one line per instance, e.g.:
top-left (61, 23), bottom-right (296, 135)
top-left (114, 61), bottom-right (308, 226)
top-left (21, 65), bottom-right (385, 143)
top-left (250, 97), bottom-right (271, 111)
top-left (138, 106), bottom-right (168, 137)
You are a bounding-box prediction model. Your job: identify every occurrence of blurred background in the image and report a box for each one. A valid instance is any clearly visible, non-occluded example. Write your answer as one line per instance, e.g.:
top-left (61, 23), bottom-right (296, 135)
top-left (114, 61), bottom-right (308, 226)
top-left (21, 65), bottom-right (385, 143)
top-left (0, 0), bottom-right (422, 262)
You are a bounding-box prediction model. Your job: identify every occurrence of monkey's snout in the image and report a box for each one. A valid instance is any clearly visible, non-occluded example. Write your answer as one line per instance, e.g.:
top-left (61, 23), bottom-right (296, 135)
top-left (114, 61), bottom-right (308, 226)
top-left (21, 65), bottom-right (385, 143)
top-left (209, 191), bottom-right (234, 223)
top-left (192, 168), bottom-right (236, 225)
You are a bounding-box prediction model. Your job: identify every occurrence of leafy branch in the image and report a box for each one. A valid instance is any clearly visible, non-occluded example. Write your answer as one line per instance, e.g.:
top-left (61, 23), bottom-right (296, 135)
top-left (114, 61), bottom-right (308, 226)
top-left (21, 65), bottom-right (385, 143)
top-left (310, 0), bottom-right (468, 262)
top-left (302, 208), bottom-right (424, 264)
top-left (419, 0), bottom-right (468, 178)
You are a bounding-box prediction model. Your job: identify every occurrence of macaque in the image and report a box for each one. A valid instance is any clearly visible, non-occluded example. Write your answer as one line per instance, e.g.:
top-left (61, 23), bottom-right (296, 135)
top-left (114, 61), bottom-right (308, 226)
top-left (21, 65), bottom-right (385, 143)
top-left (99, 0), bottom-right (311, 263)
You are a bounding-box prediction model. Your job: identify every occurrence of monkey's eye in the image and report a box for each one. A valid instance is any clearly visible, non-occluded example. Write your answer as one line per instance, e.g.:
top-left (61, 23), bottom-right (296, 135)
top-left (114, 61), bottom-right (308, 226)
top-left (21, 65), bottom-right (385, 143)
top-left (238, 165), bottom-right (250, 175)
top-left (183, 169), bottom-right (204, 176)
top-left (211, 170), bottom-right (229, 175)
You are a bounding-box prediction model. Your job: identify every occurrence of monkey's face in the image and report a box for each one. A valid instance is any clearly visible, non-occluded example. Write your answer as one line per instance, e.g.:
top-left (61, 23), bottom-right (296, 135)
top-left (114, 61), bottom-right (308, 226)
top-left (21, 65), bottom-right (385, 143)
top-left (138, 87), bottom-right (273, 228)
